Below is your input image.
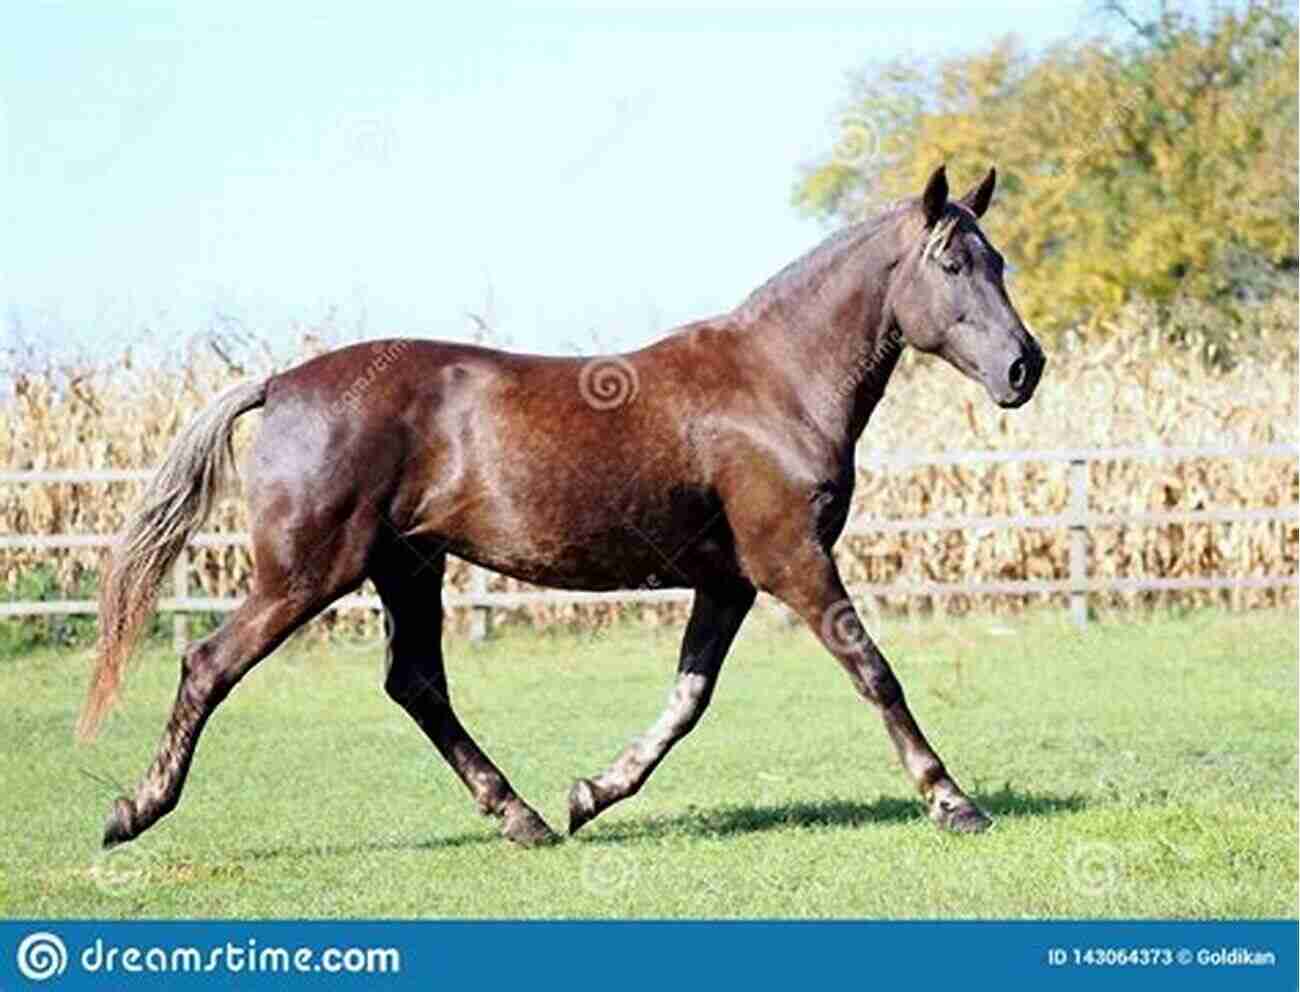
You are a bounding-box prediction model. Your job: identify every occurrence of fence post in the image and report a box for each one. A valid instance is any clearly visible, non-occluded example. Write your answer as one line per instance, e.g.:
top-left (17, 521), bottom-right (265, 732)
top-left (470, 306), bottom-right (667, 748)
top-left (469, 566), bottom-right (491, 642)
top-left (172, 550), bottom-right (189, 652)
top-left (1068, 457), bottom-right (1088, 627)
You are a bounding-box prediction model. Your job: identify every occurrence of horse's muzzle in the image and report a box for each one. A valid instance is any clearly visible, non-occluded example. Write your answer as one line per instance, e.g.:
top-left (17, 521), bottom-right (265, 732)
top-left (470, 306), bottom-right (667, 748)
top-left (991, 343), bottom-right (1045, 408)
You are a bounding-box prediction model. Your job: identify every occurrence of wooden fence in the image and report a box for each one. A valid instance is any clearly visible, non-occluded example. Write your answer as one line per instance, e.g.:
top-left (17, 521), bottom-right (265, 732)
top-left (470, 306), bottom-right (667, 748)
top-left (2, 443), bottom-right (1296, 641)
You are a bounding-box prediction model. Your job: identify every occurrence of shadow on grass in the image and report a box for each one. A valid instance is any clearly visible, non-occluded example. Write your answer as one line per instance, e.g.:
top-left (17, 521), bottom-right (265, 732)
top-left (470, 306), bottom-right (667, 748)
top-left (581, 785), bottom-right (1087, 844)
top-left (234, 787), bottom-right (1086, 860)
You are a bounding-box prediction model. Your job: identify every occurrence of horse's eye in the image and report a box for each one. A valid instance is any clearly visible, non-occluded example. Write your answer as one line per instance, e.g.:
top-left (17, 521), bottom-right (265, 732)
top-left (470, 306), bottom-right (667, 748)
top-left (941, 256), bottom-right (962, 275)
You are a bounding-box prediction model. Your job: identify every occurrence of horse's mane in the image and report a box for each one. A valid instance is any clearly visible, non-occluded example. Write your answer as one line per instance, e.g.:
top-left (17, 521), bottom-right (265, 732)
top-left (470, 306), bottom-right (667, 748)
top-left (737, 198), bottom-right (914, 317)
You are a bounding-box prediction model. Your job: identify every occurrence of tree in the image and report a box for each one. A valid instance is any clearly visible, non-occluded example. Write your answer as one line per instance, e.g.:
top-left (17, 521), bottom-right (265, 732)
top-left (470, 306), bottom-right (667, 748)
top-left (794, 0), bottom-right (1298, 338)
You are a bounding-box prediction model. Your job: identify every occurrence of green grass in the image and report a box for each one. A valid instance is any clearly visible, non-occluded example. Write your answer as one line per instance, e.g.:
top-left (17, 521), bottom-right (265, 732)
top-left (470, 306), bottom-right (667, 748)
top-left (1, 607), bottom-right (1296, 919)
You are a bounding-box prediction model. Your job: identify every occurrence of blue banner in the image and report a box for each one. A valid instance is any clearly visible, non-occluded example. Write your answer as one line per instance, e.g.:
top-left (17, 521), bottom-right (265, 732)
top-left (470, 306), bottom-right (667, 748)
top-left (1, 920), bottom-right (1295, 990)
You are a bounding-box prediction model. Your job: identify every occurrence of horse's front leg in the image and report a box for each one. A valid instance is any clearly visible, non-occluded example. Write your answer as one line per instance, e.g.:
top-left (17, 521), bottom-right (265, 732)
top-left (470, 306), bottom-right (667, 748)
top-left (766, 549), bottom-right (990, 833)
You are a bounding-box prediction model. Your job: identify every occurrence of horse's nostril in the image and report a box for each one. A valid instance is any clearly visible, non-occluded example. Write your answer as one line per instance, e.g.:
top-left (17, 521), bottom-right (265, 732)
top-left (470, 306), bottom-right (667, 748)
top-left (1009, 357), bottom-right (1027, 390)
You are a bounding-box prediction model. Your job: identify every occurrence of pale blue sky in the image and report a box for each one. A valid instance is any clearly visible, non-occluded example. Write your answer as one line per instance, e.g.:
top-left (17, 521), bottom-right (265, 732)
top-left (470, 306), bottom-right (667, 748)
top-left (4, 2), bottom-right (1120, 365)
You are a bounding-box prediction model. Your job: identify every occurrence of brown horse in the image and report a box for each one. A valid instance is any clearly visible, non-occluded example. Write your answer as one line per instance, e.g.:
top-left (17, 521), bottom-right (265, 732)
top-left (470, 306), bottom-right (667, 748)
top-left (80, 164), bottom-right (1044, 849)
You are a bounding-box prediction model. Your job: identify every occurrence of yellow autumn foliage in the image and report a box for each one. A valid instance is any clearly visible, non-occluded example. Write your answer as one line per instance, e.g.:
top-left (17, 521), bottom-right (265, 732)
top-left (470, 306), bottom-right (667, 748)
top-left (795, 0), bottom-right (1298, 340)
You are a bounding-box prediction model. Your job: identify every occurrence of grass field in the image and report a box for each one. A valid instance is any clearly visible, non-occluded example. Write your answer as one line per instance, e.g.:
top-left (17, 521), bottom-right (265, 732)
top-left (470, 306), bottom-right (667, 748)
top-left (1, 606), bottom-right (1295, 919)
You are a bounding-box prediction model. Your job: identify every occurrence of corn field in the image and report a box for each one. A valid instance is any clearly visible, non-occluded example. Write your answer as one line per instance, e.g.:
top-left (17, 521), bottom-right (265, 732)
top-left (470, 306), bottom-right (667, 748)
top-left (2, 306), bottom-right (1296, 643)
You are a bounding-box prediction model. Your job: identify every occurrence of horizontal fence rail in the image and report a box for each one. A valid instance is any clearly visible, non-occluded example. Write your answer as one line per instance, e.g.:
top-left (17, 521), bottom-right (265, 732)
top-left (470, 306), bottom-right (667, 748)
top-left (3, 444), bottom-right (1297, 635)
top-left (3, 505), bottom-right (1294, 551)
top-left (3, 441), bottom-right (1299, 483)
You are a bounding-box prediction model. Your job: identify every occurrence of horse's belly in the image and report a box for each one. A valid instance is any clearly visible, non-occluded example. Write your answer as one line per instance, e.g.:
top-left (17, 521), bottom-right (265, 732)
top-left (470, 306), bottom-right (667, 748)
top-left (450, 500), bottom-right (735, 592)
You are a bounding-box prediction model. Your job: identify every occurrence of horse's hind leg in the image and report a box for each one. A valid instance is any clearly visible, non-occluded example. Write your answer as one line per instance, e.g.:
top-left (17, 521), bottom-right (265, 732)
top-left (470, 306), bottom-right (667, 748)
top-left (372, 549), bottom-right (558, 847)
top-left (103, 588), bottom-right (336, 847)
top-left (568, 580), bottom-right (755, 834)
top-left (102, 514), bottom-right (374, 848)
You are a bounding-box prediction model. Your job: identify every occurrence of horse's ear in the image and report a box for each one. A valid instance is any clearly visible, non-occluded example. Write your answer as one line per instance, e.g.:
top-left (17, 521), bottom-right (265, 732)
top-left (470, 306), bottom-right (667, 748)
top-left (959, 167), bottom-right (997, 219)
top-left (921, 164), bottom-right (948, 227)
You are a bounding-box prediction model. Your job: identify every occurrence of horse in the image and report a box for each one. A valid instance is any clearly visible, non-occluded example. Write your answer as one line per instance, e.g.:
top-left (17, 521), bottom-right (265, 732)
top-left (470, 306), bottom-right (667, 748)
top-left (80, 164), bottom-right (1044, 849)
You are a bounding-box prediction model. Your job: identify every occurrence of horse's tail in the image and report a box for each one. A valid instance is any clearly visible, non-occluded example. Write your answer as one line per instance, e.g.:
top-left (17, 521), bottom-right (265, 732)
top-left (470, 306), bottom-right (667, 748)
top-left (77, 378), bottom-right (269, 742)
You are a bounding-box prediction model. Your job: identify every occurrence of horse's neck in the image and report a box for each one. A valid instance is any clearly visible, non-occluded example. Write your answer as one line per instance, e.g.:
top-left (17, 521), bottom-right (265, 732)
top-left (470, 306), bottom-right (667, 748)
top-left (743, 226), bottom-right (904, 451)
top-left (843, 311), bottom-right (904, 441)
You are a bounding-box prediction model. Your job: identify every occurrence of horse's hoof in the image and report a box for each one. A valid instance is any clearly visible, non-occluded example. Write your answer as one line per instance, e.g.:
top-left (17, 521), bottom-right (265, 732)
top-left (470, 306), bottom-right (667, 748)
top-left (568, 778), bottom-right (599, 835)
top-left (102, 797), bottom-right (136, 849)
top-left (931, 797), bottom-right (992, 834)
top-left (501, 802), bottom-right (560, 848)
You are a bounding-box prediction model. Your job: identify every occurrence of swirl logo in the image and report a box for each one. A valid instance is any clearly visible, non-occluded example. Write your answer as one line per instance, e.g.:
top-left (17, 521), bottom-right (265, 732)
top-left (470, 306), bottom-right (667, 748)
top-left (90, 842), bottom-right (159, 898)
top-left (578, 357), bottom-right (639, 411)
top-left (338, 116), bottom-right (397, 167)
top-left (831, 111), bottom-right (880, 169)
top-left (16, 932), bottom-right (68, 982)
top-left (820, 599), bottom-right (868, 654)
top-left (578, 847), bottom-right (638, 896)
top-left (1065, 841), bottom-right (1121, 896)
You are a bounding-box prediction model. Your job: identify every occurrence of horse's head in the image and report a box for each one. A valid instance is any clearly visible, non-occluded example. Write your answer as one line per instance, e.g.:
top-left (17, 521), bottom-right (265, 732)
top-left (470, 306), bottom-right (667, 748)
top-left (887, 165), bottom-right (1045, 408)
